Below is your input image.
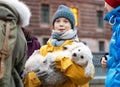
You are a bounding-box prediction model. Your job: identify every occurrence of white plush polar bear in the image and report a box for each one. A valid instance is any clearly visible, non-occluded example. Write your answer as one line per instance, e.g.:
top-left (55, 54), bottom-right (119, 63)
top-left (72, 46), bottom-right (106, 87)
top-left (24, 42), bottom-right (94, 86)
top-left (68, 42), bottom-right (94, 77)
top-left (24, 49), bottom-right (70, 87)
top-left (24, 50), bottom-right (46, 73)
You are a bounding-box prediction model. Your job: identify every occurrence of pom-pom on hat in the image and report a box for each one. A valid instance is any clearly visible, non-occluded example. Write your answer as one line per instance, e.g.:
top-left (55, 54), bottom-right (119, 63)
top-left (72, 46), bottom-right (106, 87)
top-left (52, 5), bottom-right (75, 29)
top-left (105, 0), bottom-right (120, 8)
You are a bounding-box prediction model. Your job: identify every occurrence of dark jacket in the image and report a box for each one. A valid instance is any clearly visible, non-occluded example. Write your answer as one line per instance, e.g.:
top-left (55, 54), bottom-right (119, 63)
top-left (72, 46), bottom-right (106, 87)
top-left (27, 37), bottom-right (41, 58)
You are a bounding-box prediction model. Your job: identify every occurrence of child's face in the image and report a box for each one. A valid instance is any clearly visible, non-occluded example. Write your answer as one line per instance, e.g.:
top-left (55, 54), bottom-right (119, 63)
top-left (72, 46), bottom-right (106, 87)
top-left (53, 17), bottom-right (72, 33)
top-left (104, 2), bottom-right (114, 12)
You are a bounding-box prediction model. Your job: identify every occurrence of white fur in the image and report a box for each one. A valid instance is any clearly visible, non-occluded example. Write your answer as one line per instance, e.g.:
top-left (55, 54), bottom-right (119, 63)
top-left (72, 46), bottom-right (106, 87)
top-left (24, 42), bottom-right (94, 86)
top-left (46, 42), bottom-right (94, 77)
top-left (45, 50), bottom-right (72, 64)
top-left (70, 42), bottom-right (94, 77)
top-left (25, 50), bottom-right (46, 73)
top-left (38, 42), bottom-right (94, 86)
top-left (24, 50), bottom-right (70, 86)
top-left (0, 0), bottom-right (31, 27)
top-left (38, 51), bottom-right (71, 86)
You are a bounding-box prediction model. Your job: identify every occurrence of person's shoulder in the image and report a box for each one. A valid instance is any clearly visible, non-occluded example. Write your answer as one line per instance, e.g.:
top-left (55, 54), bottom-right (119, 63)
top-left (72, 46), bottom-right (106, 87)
top-left (32, 37), bottom-right (40, 43)
top-left (32, 37), bottom-right (38, 40)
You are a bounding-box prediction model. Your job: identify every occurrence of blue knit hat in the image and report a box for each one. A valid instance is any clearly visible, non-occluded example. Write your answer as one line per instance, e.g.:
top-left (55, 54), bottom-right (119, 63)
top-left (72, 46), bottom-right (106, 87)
top-left (52, 5), bottom-right (75, 29)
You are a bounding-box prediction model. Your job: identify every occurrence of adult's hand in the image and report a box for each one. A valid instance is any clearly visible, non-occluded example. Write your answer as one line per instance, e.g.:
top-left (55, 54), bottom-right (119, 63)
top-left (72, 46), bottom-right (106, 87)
top-left (101, 57), bottom-right (107, 68)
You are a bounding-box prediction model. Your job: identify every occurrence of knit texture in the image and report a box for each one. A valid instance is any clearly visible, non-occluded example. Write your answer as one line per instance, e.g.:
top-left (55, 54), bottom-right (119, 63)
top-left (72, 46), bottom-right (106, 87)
top-left (52, 5), bottom-right (75, 29)
top-left (105, 0), bottom-right (120, 8)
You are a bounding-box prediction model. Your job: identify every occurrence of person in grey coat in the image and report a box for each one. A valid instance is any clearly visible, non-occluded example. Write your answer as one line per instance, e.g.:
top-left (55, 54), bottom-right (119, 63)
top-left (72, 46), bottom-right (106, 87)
top-left (0, 0), bottom-right (31, 87)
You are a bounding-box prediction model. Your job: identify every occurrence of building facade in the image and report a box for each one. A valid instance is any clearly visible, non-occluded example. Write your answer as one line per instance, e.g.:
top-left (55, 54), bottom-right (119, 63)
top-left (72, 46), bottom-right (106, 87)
top-left (22, 0), bottom-right (112, 53)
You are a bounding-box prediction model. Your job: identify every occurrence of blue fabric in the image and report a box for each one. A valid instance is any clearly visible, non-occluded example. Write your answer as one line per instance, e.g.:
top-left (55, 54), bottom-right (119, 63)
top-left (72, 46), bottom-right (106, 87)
top-left (52, 5), bottom-right (75, 29)
top-left (104, 6), bottom-right (120, 87)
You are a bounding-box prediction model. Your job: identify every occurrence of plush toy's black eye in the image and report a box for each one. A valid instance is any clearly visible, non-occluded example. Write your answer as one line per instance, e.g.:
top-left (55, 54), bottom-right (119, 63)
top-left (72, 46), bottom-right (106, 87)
top-left (43, 60), bottom-right (47, 63)
top-left (81, 55), bottom-right (84, 59)
top-left (78, 49), bottom-right (80, 51)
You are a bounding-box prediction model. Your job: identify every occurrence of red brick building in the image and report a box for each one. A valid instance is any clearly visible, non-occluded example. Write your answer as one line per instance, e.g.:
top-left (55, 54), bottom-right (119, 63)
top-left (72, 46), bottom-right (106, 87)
top-left (21, 0), bottom-right (112, 53)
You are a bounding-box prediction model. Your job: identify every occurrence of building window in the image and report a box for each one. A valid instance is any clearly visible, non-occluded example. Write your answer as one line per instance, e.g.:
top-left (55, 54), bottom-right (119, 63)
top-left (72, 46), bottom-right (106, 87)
top-left (41, 4), bottom-right (50, 23)
top-left (97, 10), bottom-right (104, 28)
top-left (99, 41), bottom-right (105, 52)
top-left (70, 7), bottom-right (78, 26)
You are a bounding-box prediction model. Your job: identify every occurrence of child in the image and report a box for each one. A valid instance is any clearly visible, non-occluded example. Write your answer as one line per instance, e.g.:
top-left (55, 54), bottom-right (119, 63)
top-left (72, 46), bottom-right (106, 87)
top-left (100, 0), bottom-right (120, 87)
top-left (24, 5), bottom-right (94, 87)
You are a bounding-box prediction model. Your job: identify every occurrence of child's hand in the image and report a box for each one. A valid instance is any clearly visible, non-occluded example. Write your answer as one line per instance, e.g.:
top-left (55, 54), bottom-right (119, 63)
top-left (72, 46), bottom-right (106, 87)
top-left (35, 69), bottom-right (48, 80)
top-left (49, 61), bottom-right (57, 71)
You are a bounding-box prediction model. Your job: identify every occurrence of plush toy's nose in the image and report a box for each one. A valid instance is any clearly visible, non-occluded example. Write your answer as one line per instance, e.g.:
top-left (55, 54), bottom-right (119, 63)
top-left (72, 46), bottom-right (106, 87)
top-left (72, 53), bottom-right (77, 57)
